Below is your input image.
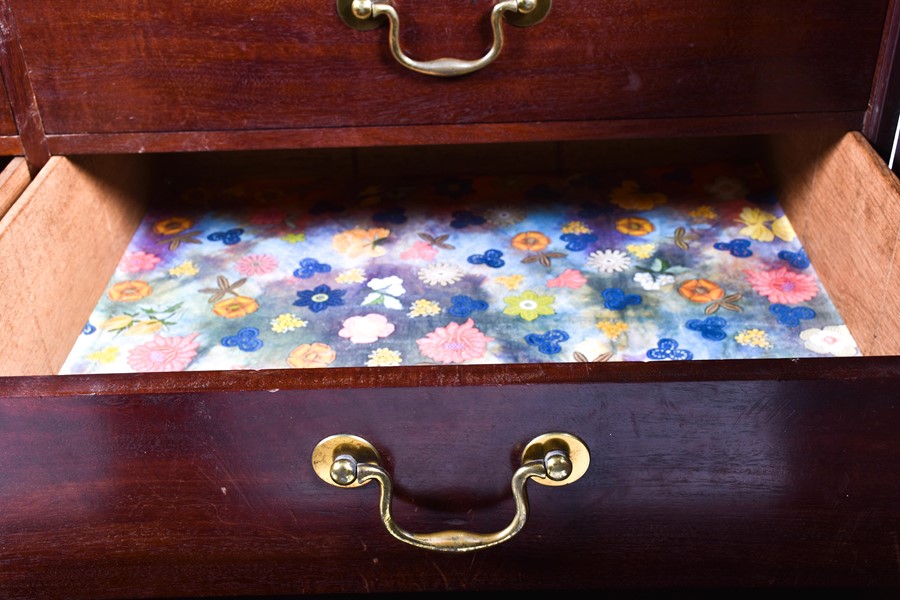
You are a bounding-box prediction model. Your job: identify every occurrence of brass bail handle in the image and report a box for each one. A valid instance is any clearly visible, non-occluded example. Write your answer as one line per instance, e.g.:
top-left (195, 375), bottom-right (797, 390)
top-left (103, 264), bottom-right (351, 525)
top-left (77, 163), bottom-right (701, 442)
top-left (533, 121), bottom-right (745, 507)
top-left (336, 0), bottom-right (552, 77)
top-left (311, 432), bottom-right (589, 552)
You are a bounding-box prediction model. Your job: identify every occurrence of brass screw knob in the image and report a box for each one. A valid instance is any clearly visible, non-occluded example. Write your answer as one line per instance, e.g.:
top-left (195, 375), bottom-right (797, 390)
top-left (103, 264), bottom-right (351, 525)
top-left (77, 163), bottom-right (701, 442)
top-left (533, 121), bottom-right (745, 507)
top-left (331, 454), bottom-right (359, 486)
top-left (544, 450), bottom-right (573, 482)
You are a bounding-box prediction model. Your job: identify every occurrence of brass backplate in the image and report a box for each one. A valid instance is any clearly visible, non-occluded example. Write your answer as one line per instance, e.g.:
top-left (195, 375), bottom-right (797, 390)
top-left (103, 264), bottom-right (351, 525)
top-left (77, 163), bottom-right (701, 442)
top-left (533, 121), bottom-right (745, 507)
top-left (337, 0), bottom-right (385, 31)
top-left (505, 0), bottom-right (553, 28)
top-left (521, 432), bottom-right (590, 486)
top-left (311, 434), bottom-right (382, 487)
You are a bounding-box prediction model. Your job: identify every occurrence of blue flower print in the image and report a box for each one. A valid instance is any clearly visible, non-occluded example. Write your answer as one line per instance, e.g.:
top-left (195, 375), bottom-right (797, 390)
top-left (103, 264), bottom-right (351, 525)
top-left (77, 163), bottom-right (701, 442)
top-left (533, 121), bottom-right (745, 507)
top-left (713, 239), bottom-right (753, 258)
top-left (560, 232), bottom-right (598, 251)
top-left (294, 284), bottom-right (346, 313)
top-left (207, 228), bottom-right (244, 245)
top-left (525, 329), bottom-right (570, 354)
top-left (222, 327), bottom-right (263, 352)
top-left (468, 249), bottom-right (505, 268)
top-left (770, 304), bottom-right (816, 327)
top-left (647, 339), bottom-right (694, 361)
top-left (450, 210), bottom-right (485, 229)
top-left (778, 248), bottom-right (810, 269)
top-left (686, 316), bottom-right (728, 341)
top-left (83, 322), bottom-right (96, 335)
top-left (602, 288), bottom-right (642, 310)
top-left (293, 258), bottom-right (332, 279)
top-left (373, 207), bottom-right (407, 224)
top-left (448, 295), bottom-right (489, 318)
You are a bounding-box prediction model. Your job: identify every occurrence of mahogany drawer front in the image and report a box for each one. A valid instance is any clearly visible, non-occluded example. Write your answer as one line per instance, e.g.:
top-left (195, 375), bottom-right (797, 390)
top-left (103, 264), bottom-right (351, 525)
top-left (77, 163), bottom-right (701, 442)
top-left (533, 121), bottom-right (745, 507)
top-left (6, 0), bottom-right (888, 148)
top-left (0, 132), bottom-right (899, 598)
top-left (1, 364), bottom-right (899, 599)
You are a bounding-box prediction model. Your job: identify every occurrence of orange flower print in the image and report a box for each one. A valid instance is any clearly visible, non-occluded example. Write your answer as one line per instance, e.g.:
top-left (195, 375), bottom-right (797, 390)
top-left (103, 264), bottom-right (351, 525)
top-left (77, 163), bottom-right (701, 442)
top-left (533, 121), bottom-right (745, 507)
top-left (107, 280), bottom-right (152, 302)
top-left (212, 296), bottom-right (259, 318)
top-left (153, 217), bottom-right (193, 236)
top-left (615, 217), bottom-right (655, 237)
top-left (511, 231), bottom-right (551, 252)
top-left (287, 342), bottom-right (336, 368)
top-left (678, 279), bottom-right (725, 303)
top-left (332, 227), bottom-right (391, 258)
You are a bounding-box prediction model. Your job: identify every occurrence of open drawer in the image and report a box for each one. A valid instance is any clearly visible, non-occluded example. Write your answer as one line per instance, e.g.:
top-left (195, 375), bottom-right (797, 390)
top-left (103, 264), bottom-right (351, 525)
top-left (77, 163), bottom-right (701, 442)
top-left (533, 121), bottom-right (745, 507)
top-left (0, 132), bottom-right (899, 598)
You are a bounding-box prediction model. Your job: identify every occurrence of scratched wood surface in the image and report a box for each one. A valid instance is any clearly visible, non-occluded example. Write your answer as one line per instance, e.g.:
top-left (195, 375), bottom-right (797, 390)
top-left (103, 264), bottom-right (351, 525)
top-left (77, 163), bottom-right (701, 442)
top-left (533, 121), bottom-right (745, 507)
top-left (5, 0), bottom-right (889, 155)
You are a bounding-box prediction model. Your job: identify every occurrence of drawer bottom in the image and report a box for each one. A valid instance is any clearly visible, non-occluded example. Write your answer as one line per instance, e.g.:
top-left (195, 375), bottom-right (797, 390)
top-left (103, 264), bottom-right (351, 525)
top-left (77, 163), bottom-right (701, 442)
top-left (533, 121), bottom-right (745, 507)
top-left (58, 155), bottom-right (856, 374)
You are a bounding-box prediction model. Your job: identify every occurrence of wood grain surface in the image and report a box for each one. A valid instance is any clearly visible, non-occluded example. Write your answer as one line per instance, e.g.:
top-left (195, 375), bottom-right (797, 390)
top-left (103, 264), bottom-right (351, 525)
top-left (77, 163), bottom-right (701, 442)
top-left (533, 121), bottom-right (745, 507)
top-left (0, 358), bottom-right (899, 599)
top-left (8, 0), bottom-right (888, 139)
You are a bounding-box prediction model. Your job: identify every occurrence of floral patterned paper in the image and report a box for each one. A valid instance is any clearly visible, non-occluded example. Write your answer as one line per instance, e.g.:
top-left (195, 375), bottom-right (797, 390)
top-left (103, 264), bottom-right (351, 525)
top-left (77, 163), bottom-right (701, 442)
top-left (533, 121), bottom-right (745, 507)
top-left (60, 161), bottom-right (859, 374)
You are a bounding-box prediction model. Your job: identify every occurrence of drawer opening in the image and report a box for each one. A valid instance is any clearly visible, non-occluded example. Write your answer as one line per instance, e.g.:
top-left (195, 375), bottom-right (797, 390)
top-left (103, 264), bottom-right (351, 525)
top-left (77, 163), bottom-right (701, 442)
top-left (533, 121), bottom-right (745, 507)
top-left (1, 133), bottom-right (897, 377)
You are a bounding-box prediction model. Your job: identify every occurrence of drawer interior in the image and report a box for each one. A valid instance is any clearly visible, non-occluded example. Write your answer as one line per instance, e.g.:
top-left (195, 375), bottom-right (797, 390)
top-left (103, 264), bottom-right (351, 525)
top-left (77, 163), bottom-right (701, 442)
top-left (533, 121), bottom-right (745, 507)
top-left (1, 132), bottom-right (897, 376)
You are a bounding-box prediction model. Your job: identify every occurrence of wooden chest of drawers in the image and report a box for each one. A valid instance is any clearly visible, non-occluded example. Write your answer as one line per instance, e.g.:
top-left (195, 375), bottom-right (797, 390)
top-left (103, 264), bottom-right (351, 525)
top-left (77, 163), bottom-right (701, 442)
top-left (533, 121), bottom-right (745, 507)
top-left (0, 1), bottom-right (899, 598)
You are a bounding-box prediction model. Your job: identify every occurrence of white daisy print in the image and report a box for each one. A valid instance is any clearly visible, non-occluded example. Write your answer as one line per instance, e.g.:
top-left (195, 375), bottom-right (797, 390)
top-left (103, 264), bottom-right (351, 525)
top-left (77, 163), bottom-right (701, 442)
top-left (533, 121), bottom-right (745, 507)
top-left (418, 262), bottom-right (465, 286)
top-left (585, 249), bottom-right (632, 274)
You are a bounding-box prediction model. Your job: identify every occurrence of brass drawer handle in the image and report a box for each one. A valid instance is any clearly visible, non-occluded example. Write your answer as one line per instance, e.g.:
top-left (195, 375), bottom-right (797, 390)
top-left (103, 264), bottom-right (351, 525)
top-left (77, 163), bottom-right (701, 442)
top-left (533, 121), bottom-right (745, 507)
top-left (311, 432), bottom-right (589, 552)
top-left (336, 0), bottom-right (552, 77)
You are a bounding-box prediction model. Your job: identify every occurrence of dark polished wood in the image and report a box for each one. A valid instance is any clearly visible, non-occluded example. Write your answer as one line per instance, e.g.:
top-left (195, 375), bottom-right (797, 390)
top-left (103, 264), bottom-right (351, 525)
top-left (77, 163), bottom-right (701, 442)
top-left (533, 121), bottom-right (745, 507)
top-left (1, 358), bottom-right (899, 599)
top-left (8, 0), bottom-right (887, 141)
top-left (45, 112), bottom-right (864, 156)
top-left (0, 1), bottom-right (46, 170)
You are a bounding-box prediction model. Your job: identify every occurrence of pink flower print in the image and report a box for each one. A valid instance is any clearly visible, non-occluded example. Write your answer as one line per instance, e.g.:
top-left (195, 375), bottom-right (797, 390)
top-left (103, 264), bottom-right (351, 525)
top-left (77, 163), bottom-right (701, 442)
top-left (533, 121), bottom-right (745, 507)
top-left (744, 266), bottom-right (819, 304)
top-left (400, 240), bottom-right (439, 261)
top-left (547, 269), bottom-right (587, 289)
top-left (127, 332), bottom-right (200, 372)
top-left (338, 313), bottom-right (396, 344)
top-left (118, 251), bottom-right (161, 273)
top-left (236, 254), bottom-right (279, 276)
top-left (417, 319), bottom-right (494, 364)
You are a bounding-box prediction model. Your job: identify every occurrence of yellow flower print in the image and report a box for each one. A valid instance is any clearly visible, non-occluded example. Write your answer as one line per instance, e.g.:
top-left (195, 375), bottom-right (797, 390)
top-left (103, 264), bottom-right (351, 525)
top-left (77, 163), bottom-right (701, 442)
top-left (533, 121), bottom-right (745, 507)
top-left (408, 299), bottom-right (441, 317)
top-left (496, 274), bottom-right (524, 290)
top-left (332, 227), bottom-right (390, 258)
top-left (626, 243), bottom-right (656, 259)
top-left (366, 348), bottom-right (403, 367)
top-left (168, 260), bottom-right (199, 277)
top-left (615, 217), bottom-right (655, 237)
top-left (562, 221), bottom-right (591, 234)
top-left (336, 268), bottom-right (366, 284)
top-left (281, 232), bottom-right (306, 244)
top-left (503, 290), bottom-right (555, 321)
top-left (689, 205), bottom-right (717, 220)
top-left (609, 181), bottom-right (667, 211)
top-left (736, 207), bottom-right (777, 242)
top-left (153, 216), bottom-right (192, 236)
top-left (212, 296), bottom-right (259, 319)
top-left (735, 328), bottom-right (773, 349)
top-left (270, 313), bottom-right (308, 333)
top-left (125, 320), bottom-right (164, 336)
top-left (596, 320), bottom-right (629, 340)
top-left (87, 346), bottom-right (119, 364)
top-left (771, 215), bottom-right (796, 242)
top-left (100, 315), bottom-right (133, 332)
top-left (107, 280), bottom-right (152, 302)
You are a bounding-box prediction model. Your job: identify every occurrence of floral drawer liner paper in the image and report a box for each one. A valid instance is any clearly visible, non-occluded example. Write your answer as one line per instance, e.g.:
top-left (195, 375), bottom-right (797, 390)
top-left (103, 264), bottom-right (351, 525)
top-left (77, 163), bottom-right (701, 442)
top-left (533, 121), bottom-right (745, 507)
top-left (60, 161), bottom-right (859, 374)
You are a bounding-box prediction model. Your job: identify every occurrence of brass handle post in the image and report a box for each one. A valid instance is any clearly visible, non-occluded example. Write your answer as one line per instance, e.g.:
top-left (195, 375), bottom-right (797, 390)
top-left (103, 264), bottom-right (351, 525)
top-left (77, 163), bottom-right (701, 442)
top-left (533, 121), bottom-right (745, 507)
top-left (311, 432), bottom-right (589, 552)
top-left (337, 0), bottom-right (552, 77)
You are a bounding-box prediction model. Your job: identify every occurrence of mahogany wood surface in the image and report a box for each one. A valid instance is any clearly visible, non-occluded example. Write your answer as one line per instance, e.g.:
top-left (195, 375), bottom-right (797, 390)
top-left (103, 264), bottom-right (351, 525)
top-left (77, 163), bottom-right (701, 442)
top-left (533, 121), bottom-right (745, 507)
top-left (7, 0), bottom-right (888, 140)
top-left (1, 358), bottom-right (899, 599)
